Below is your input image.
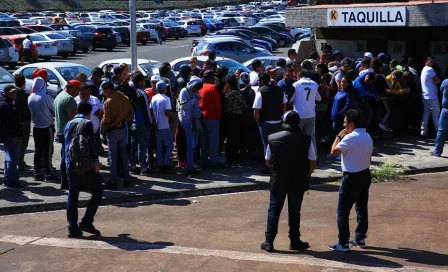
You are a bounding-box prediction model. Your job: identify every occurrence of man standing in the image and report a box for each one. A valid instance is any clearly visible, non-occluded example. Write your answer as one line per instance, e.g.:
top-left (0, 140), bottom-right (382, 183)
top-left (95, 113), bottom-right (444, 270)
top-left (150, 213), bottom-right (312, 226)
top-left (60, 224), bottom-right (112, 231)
top-left (87, 67), bottom-right (104, 99)
top-left (151, 81), bottom-right (176, 174)
top-left (291, 70), bottom-right (321, 147)
top-left (54, 80), bottom-right (80, 189)
top-left (21, 35), bottom-right (33, 65)
top-left (328, 109), bottom-right (373, 252)
top-left (431, 78), bottom-right (448, 157)
top-left (278, 68), bottom-right (296, 110)
top-left (14, 74), bottom-right (32, 171)
top-left (28, 77), bottom-right (55, 182)
top-left (156, 22), bottom-right (164, 45)
top-left (65, 101), bottom-right (103, 238)
top-left (420, 57), bottom-right (441, 137)
top-left (260, 111), bottom-right (316, 252)
top-left (102, 82), bottom-right (134, 190)
top-left (249, 59), bottom-right (263, 87)
top-left (331, 58), bottom-right (352, 91)
top-left (0, 86), bottom-right (24, 189)
top-left (286, 49), bottom-right (297, 65)
top-left (199, 70), bottom-right (222, 168)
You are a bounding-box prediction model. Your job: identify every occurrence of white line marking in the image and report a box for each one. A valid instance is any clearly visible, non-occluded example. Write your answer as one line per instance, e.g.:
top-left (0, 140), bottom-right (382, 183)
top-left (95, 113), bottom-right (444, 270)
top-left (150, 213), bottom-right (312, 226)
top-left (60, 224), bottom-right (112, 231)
top-left (168, 45), bottom-right (190, 48)
top-left (0, 235), bottom-right (446, 272)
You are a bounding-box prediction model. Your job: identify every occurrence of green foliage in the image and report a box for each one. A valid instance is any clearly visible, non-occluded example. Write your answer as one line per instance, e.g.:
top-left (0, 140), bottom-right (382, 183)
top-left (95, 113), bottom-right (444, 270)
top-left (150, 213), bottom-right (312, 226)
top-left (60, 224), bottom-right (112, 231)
top-left (371, 157), bottom-right (407, 183)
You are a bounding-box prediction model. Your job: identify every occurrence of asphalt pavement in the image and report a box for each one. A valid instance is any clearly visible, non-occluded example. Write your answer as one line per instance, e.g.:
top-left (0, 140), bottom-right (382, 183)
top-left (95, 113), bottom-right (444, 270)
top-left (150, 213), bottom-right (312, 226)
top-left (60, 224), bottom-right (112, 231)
top-left (0, 172), bottom-right (446, 271)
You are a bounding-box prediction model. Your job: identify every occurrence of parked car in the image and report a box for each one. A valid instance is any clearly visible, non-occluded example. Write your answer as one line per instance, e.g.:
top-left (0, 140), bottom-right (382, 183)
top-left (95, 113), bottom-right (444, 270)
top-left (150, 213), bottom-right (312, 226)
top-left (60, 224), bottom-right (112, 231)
top-left (112, 26), bottom-right (130, 46)
top-left (242, 56), bottom-right (284, 70)
top-left (14, 62), bottom-right (92, 97)
top-left (13, 27), bottom-right (37, 34)
top-left (233, 26), bottom-right (291, 47)
top-left (0, 27), bottom-right (23, 36)
top-left (27, 34), bottom-right (58, 61)
top-left (192, 38), bottom-right (272, 62)
top-left (98, 59), bottom-right (161, 77)
top-left (0, 66), bottom-right (16, 93)
top-left (64, 30), bottom-right (92, 53)
top-left (0, 20), bottom-right (21, 27)
top-left (49, 24), bottom-right (75, 31)
top-left (2, 38), bottom-right (19, 69)
top-left (212, 31), bottom-right (272, 52)
top-left (259, 14), bottom-right (285, 23)
top-left (24, 25), bottom-right (55, 32)
top-left (48, 31), bottom-right (80, 56)
top-left (222, 28), bottom-right (278, 50)
top-left (75, 25), bottom-right (116, 51)
top-left (202, 19), bottom-right (225, 33)
top-left (17, 19), bottom-right (35, 26)
top-left (171, 56), bottom-right (250, 75)
top-left (137, 24), bottom-right (159, 43)
top-left (0, 38), bottom-right (13, 68)
top-left (176, 20), bottom-right (201, 37)
top-left (162, 21), bottom-right (183, 40)
top-left (135, 26), bottom-right (150, 45)
top-left (37, 32), bottom-right (73, 59)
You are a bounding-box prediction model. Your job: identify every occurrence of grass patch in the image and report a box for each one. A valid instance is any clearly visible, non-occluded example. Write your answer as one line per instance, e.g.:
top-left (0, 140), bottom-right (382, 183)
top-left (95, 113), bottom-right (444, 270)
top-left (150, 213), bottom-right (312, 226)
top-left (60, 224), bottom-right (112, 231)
top-left (371, 157), bottom-right (408, 183)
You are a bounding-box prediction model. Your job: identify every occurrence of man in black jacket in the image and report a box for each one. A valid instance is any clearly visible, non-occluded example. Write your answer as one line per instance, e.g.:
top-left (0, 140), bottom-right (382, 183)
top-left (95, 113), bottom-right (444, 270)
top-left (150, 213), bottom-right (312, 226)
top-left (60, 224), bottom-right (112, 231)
top-left (14, 74), bottom-right (32, 171)
top-left (0, 85), bottom-right (24, 189)
top-left (260, 111), bottom-right (316, 252)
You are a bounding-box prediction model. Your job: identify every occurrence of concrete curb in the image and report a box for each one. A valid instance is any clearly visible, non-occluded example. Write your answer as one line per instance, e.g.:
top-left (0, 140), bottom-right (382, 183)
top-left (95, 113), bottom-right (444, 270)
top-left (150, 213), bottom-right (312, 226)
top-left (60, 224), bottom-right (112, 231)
top-left (1, 166), bottom-right (447, 216)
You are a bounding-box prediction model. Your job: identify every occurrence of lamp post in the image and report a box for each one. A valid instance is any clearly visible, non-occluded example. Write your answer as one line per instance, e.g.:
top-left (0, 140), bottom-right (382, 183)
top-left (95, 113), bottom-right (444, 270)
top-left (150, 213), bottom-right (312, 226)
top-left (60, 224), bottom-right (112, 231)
top-left (130, 0), bottom-right (137, 71)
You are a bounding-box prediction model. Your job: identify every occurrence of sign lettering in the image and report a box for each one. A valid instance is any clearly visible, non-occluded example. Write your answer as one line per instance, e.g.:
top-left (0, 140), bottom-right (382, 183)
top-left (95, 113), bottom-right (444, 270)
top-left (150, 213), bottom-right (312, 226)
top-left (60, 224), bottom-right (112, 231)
top-left (327, 7), bottom-right (406, 27)
top-left (356, 43), bottom-right (364, 53)
top-left (434, 44), bottom-right (448, 55)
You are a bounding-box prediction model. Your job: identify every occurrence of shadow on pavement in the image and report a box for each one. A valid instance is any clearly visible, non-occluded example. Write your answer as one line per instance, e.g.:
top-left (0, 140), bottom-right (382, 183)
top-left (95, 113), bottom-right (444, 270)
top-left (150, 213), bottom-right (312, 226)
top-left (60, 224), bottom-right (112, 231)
top-left (362, 246), bottom-right (448, 267)
top-left (116, 199), bottom-right (193, 209)
top-left (84, 233), bottom-right (174, 251)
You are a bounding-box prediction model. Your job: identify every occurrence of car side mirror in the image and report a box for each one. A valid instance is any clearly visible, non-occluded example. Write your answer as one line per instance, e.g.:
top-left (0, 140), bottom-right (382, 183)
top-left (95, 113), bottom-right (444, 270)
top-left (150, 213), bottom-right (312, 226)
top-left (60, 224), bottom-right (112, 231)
top-left (250, 48), bottom-right (257, 53)
top-left (48, 79), bottom-right (60, 85)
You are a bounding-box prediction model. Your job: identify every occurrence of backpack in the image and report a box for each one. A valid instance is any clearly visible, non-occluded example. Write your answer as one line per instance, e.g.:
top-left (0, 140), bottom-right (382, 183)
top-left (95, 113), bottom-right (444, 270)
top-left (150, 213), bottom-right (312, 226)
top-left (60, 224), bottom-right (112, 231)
top-left (68, 119), bottom-right (93, 175)
top-left (330, 69), bottom-right (342, 91)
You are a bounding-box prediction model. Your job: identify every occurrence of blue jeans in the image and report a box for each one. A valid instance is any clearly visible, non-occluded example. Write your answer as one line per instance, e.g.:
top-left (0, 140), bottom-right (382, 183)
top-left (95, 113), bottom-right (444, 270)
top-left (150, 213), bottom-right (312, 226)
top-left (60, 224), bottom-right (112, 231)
top-left (421, 98), bottom-right (440, 135)
top-left (130, 124), bottom-right (150, 170)
top-left (337, 169), bottom-right (371, 245)
top-left (57, 134), bottom-right (68, 184)
top-left (434, 108), bottom-right (448, 156)
top-left (200, 119), bottom-right (220, 165)
top-left (155, 129), bottom-right (173, 167)
top-left (265, 189), bottom-right (304, 243)
top-left (182, 121), bottom-right (199, 170)
top-left (258, 122), bottom-right (283, 155)
top-left (2, 137), bottom-right (19, 184)
top-left (106, 127), bottom-right (130, 183)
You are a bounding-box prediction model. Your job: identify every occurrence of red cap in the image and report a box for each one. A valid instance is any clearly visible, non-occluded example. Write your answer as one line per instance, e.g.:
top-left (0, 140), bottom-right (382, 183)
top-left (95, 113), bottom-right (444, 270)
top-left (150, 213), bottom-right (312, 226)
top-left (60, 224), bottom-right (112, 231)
top-left (32, 68), bottom-right (48, 82)
top-left (67, 80), bottom-right (81, 89)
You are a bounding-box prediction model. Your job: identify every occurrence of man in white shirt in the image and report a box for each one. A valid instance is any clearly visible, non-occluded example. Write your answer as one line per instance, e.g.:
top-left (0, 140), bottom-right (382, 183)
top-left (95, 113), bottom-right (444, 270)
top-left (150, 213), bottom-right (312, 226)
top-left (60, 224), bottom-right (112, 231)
top-left (74, 84), bottom-right (103, 153)
top-left (150, 80), bottom-right (175, 174)
top-left (290, 70), bottom-right (321, 147)
top-left (420, 56), bottom-right (442, 137)
top-left (250, 59), bottom-right (264, 87)
top-left (328, 109), bottom-right (373, 252)
top-left (21, 35), bottom-right (33, 65)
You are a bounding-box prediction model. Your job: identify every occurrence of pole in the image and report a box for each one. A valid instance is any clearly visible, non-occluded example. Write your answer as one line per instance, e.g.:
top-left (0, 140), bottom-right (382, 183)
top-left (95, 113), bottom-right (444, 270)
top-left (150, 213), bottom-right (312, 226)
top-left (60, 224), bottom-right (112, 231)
top-left (130, 0), bottom-right (137, 71)
top-left (77, 0), bottom-right (80, 15)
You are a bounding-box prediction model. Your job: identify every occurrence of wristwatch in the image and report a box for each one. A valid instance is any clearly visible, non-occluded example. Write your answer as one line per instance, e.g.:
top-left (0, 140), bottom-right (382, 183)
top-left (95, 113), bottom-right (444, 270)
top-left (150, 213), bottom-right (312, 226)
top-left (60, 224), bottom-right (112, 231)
top-left (337, 135), bottom-right (343, 141)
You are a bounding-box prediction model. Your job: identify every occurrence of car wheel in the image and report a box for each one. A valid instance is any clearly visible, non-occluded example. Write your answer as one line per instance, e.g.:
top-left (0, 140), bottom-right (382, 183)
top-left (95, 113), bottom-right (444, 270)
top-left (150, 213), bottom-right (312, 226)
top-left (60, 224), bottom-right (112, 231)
top-left (107, 47), bottom-right (113, 52)
top-left (278, 39), bottom-right (287, 47)
top-left (294, 34), bottom-right (301, 42)
top-left (43, 57), bottom-right (51, 61)
top-left (175, 36), bottom-right (179, 40)
top-left (142, 40), bottom-right (147, 45)
top-left (8, 62), bottom-right (17, 69)
top-left (153, 39), bottom-right (158, 44)
top-left (62, 53), bottom-right (69, 59)
top-left (82, 48), bottom-right (88, 53)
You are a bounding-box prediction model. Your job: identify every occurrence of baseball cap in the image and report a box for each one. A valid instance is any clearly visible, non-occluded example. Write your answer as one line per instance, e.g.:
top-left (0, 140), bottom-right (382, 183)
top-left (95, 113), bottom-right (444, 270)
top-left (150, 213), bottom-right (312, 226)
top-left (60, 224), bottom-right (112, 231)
top-left (264, 65), bottom-right (275, 74)
top-left (364, 52), bottom-right (373, 59)
top-left (3, 85), bottom-right (18, 94)
top-left (341, 58), bottom-right (352, 66)
top-left (239, 72), bottom-right (249, 85)
top-left (67, 80), bottom-right (81, 89)
top-left (282, 110), bottom-right (300, 127)
top-left (202, 69), bottom-right (215, 79)
top-left (150, 75), bottom-right (161, 82)
top-left (156, 80), bottom-right (167, 92)
top-left (333, 50), bottom-right (342, 56)
top-left (32, 68), bottom-right (48, 81)
top-left (113, 67), bottom-right (124, 76)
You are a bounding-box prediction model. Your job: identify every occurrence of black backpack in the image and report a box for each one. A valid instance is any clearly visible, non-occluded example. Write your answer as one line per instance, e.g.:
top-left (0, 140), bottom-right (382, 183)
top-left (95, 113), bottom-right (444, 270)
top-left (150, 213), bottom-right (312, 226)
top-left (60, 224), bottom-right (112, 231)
top-left (68, 119), bottom-right (93, 175)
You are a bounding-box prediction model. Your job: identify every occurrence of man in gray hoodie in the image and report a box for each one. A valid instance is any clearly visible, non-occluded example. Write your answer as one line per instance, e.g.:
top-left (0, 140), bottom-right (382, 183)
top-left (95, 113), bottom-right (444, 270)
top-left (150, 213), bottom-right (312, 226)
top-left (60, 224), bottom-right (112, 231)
top-left (28, 77), bottom-right (55, 182)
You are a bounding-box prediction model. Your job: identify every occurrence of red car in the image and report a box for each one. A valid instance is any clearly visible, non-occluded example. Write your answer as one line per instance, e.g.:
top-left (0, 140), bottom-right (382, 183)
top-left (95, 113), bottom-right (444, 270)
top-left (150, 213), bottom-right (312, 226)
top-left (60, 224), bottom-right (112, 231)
top-left (24, 25), bottom-right (55, 32)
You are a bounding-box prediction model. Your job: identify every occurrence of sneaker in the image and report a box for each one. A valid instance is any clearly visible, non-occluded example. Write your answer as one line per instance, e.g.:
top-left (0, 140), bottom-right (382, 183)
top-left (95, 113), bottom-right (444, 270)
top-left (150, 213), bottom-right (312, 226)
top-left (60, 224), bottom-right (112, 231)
top-left (260, 241), bottom-right (274, 253)
top-left (67, 228), bottom-right (83, 238)
top-left (290, 240), bottom-right (310, 250)
top-left (177, 161), bottom-right (186, 168)
top-left (378, 123), bottom-right (388, 132)
top-left (430, 151), bottom-right (441, 157)
top-left (4, 182), bottom-right (26, 190)
top-left (104, 182), bottom-right (118, 190)
top-left (79, 223), bottom-right (101, 236)
top-left (140, 168), bottom-right (156, 176)
top-left (123, 179), bottom-right (132, 187)
top-left (328, 242), bottom-right (350, 252)
top-left (349, 239), bottom-right (366, 249)
top-left (34, 173), bottom-right (45, 182)
top-left (45, 174), bottom-right (60, 182)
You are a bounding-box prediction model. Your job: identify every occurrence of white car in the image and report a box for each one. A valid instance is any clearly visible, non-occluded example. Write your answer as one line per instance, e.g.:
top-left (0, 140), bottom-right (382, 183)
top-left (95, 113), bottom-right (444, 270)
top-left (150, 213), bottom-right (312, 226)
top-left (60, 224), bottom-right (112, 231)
top-left (259, 15), bottom-right (285, 23)
top-left (176, 20), bottom-right (201, 37)
top-left (242, 56), bottom-right (286, 71)
top-left (2, 38), bottom-right (18, 69)
top-left (14, 63), bottom-right (92, 97)
top-left (98, 59), bottom-right (161, 77)
top-left (37, 33), bottom-right (73, 59)
top-left (17, 19), bottom-right (35, 26)
top-left (28, 34), bottom-right (58, 61)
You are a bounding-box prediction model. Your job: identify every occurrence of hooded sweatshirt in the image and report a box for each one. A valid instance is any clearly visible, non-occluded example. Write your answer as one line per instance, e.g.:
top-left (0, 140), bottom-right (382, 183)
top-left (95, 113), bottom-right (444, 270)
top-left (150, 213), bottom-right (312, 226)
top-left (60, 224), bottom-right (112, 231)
top-left (178, 77), bottom-right (202, 124)
top-left (28, 77), bottom-right (54, 128)
top-left (102, 91), bottom-right (134, 132)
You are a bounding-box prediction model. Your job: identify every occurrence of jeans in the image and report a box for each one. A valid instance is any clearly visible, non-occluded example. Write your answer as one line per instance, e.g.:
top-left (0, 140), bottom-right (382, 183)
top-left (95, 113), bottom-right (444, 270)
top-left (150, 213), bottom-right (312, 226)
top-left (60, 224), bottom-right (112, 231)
top-left (337, 169), bottom-right (371, 245)
top-left (18, 122), bottom-right (30, 168)
top-left (200, 119), bottom-right (220, 165)
top-left (155, 129), bottom-right (173, 167)
top-left (265, 189), bottom-right (305, 243)
top-left (57, 134), bottom-right (67, 184)
top-left (129, 124), bottom-right (150, 170)
top-left (433, 108), bottom-right (448, 156)
top-left (175, 124), bottom-right (186, 163)
top-left (224, 113), bottom-right (244, 163)
top-left (421, 98), bottom-right (440, 135)
top-left (258, 122), bottom-right (283, 155)
top-left (300, 117), bottom-right (316, 148)
top-left (2, 136), bottom-right (19, 184)
top-left (182, 122), bottom-right (199, 170)
top-left (106, 127), bottom-right (130, 183)
top-left (67, 170), bottom-right (103, 232)
top-left (33, 126), bottom-right (52, 175)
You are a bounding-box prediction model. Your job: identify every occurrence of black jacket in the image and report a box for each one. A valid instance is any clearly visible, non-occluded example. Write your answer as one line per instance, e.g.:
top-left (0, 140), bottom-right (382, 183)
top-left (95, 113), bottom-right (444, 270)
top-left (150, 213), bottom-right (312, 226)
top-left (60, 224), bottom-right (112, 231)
top-left (14, 88), bottom-right (31, 124)
top-left (0, 96), bottom-right (21, 140)
top-left (268, 128), bottom-right (311, 192)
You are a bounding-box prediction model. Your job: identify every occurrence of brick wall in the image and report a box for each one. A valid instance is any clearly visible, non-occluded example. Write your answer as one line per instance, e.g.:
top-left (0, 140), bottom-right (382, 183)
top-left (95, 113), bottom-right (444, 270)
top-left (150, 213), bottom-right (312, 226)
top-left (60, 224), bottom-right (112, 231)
top-left (285, 2), bottom-right (448, 27)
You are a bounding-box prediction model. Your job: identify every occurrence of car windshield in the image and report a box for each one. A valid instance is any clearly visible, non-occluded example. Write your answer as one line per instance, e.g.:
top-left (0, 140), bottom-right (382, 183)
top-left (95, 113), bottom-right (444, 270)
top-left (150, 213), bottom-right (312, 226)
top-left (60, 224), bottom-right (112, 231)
top-left (217, 59), bottom-right (250, 74)
top-left (163, 22), bottom-right (178, 27)
top-left (0, 68), bottom-right (14, 84)
top-left (46, 33), bottom-right (66, 39)
top-left (30, 35), bottom-right (49, 41)
top-left (138, 62), bottom-right (162, 77)
top-left (56, 66), bottom-right (92, 81)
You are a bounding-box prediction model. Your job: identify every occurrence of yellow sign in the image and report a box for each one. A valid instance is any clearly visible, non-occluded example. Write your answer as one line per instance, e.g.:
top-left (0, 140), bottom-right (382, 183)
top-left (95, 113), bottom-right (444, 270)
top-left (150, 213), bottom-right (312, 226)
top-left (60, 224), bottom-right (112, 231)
top-left (329, 10), bottom-right (338, 24)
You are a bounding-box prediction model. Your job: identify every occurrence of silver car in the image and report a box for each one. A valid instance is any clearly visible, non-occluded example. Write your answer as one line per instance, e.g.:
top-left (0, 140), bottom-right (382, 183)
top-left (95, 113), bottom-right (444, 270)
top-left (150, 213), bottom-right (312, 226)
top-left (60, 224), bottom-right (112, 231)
top-left (37, 32), bottom-right (74, 59)
top-left (192, 38), bottom-right (272, 63)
